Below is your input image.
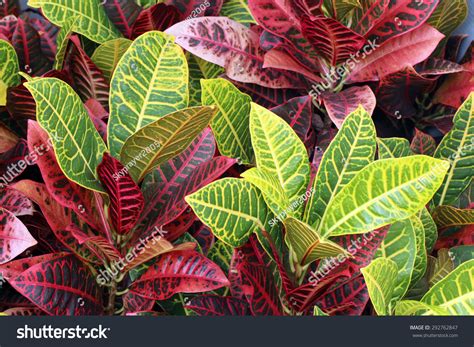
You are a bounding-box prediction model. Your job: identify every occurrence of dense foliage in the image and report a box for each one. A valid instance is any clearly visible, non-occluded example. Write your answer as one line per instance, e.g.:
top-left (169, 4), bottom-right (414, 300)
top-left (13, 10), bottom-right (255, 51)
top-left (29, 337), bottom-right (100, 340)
top-left (0, 0), bottom-right (472, 316)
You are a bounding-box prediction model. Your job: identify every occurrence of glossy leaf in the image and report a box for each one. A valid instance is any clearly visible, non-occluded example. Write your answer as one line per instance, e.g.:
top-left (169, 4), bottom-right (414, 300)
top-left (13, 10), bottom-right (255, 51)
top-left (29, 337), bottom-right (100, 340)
top-left (165, 17), bottom-right (303, 88)
top-left (104, 0), bottom-right (140, 38)
top-left (322, 156), bottom-right (450, 236)
top-left (120, 106), bottom-right (216, 182)
top-left (433, 93), bottom-right (474, 206)
top-left (25, 78), bottom-right (107, 192)
top-left (131, 3), bottom-right (180, 39)
top-left (0, 39), bottom-right (20, 106)
top-left (186, 295), bottom-right (250, 316)
top-left (221, 0), bottom-right (256, 26)
top-left (270, 95), bottom-right (313, 142)
top-left (410, 128), bottom-right (437, 156)
top-left (53, 16), bottom-right (79, 70)
top-left (250, 102), bottom-right (310, 216)
top-left (361, 257), bottom-right (398, 316)
top-left (427, 249), bottom-right (454, 287)
top-left (432, 205), bottom-right (474, 229)
top-left (97, 152), bottom-right (144, 235)
top-left (108, 31), bottom-right (189, 158)
top-left (90, 38), bottom-right (132, 81)
top-left (378, 137), bottom-right (412, 159)
top-left (131, 250), bottom-right (229, 300)
top-left (201, 78), bottom-right (253, 165)
top-left (186, 178), bottom-right (268, 247)
top-left (0, 207), bottom-right (37, 264)
top-left (427, 0), bottom-right (468, 36)
top-left (304, 106), bottom-right (376, 230)
top-left (28, 0), bottom-right (121, 43)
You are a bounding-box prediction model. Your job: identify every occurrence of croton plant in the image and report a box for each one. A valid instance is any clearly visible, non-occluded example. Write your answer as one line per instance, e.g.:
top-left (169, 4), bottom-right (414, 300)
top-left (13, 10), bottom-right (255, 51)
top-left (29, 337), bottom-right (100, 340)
top-left (0, 0), bottom-right (472, 317)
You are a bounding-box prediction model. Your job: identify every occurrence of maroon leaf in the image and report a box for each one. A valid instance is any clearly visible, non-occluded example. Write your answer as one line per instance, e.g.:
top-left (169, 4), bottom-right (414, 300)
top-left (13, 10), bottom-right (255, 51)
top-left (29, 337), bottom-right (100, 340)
top-left (63, 36), bottom-right (109, 109)
top-left (131, 250), bottom-right (229, 300)
top-left (20, 214), bottom-right (64, 253)
top-left (162, 207), bottom-right (198, 242)
top-left (0, 207), bottom-right (37, 264)
top-left (376, 66), bottom-right (436, 119)
top-left (0, 187), bottom-right (34, 216)
top-left (0, 0), bottom-right (19, 18)
top-left (2, 306), bottom-right (44, 316)
top-left (410, 128), bottom-right (436, 156)
top-left (190, 224), bottom-right (214, 255)
top-left (301, 15), bottom-right (366, 66)
top-left (28, 16), bottom-right (59, 62)
top-left (315, 275), bottom-right (369, 315)
top-left (291, 0), bottom-right (322, 16)
top-left (270, 95), bottom-right (313, 142)
top-left (365, 0), bottom-right (440, 45)
top-left (348, 24), bottom-right (444, 83)
top-left (435, 225), bottom-right (474, 250)
top-left (12, 17), bottom-right (51, 76)
top-left (27, 120), bottom-right (99, 229)
top-left (0, 15), bottom-right (17, 41)
top-left (11, 254), bottom-right (104, 315)
top-left (416, 58), bottom-right (465, 76)
top-left (98, 152), bottom-right (144, 235)
top-left (321, 86), bottom-right (376, 128)
top-left (84, 99), bottom-right (108, 140)
top-left (123, 291), bottom-right (155, 313)
top-left (165, 0), bottom-right (223, 19)
top-left (68, 224), bottom-right (121, 263)
top-left (354, 0), bottom-right (390, 35)
top-left (263, 47), bottom-right (321, 82)
top-left (0, 139), bottom-right (29, 185)
top-left (104, 0), bottom-right (141, 38)
top-left (131, 3), bottom-right (180, 39)
top-left (186, 295), bottom-right (250, 316)
top-left (165, 17), bottom-right (305, 88)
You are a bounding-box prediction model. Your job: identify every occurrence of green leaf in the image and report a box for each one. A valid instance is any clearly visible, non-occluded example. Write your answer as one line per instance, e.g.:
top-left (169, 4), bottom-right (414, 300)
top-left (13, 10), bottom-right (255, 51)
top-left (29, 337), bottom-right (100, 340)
top-left (433, 93), bottom-right (474, 206)
top-left (378, 138), bottom-right (412, 159)
top-left (421, 259), bottom-right (474, 315)
top-left (304, 105), bottom-right (376, 230)
top-left (410, 216), bottom-right (427, 288)
top-left (54, 16), bottom-right (80, 70)
top-left (432, 205), bottom-right (474, 229)
top-left (0, 40), bottom-right (20, 106)
top-left (120, 106), bottom-right (216, 182)
top-left (284, 217), bottom-right (348, 266)
top-left (427, 249), bottom-right (454, 287)
top-left (361, 257), bottom-right (398, 316)
top-left (207, 240), bottom-right (234, 274)
top-left (241, 167), bottom-right (289, 218)
top-left (91, 38), bottom-right (132, 81)
top-left (395, 300), bottom-right (450, 316)
top-left (220, 0), bottom-right (256, 26)
top-left (195, 55), bottom-right (224, 79)
top-left (427, 0), bottom-right (468, 36)
top-left (375, 219), bottom-right (417, 304)
top-left (313, 305), bottom-right (329, 316)
top-left (322, 156), bottom-right (450, 236)
top-left (108, 31), bottom-right (189, 158)
top-left (25, 78), bottom-right (107, 192)
top-left (250, 102), bottom-right (310, 218)
top-left (449, 246), bottom-right (474, 267)
top-left (28, 0), bottom-right (121, 43)
top-left (187, 53), bottom-right (204, 107)
top-left (201, 78), bottom-right (254, 164)
top-left (419, 208), bottom-right (437, 253)
top-left (186, 178), bottom-right (268, 247)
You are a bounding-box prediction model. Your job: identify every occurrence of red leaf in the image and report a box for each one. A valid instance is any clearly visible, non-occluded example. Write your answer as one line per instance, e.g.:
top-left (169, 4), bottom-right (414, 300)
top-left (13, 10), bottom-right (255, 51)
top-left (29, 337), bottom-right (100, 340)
top-left (291, 0), bottom-right (322, 16)
top-left (98, 152), bottom-right (144, 235)
top-left (0, 207), bottom-right (37, 264)
top-left (12, 17), bottom-right (51, 76)
top-left (416, 58), bottom-right (465, 76)
top-left (0, 187), bottom-right (34, 216)
top-left (186, 295), bottom-right (250, 316)
top-left (165, 17), bottom-right (305, 88)
top-left (354, 0), bottom-right (390, 35)
top-left (68, 224), bottom-right (121, 263)
top-left (348, 24), bottom-right (444, 83)
top-left (0, 139), bottom-right (29, 185)
top-left (123, 291), bottom-right (155, 313)
top-left (63, 36), bottom-right (109, 109)
top-left (365, 0), bottom-right (440, 45)
top-left (435, 225), bottom-right (474, 250)
top-left (131, 3), bottom-right (180, 39)
top-left (27, 120), bottom-right (99, 228)
top-left (162, 207), bottom-right (198, 242)
top-left (0, 252), bottom-right (69, 282)
top-left (28, 15), bottom-right (59, 62)
top-left (11, 254), bottom-right (104, 315)
top-left (229, 79), bottom-right (300, 108)
top-left (0, 15), bottom-right (17, 41)
top-left (376, 66), bottom-right (436, 118)
top-left (131, 250), bottom-right (229, 300)
top-left (263, 47), bottom-right (321, 82)
top-left (2, 306), bottom-right (44, 316)
top-left (301, 15), bottom-right (366, 66)
top-left (321, 86), bottom-right (376, 128)
top-left (84, 99), bottom-right (108, 140)
top-left (0, 0), bottom-right (19, 18)
top-left (104, 0), bottom-right (141, 38)
top-left (410, 128), bottom-right (436, 156)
